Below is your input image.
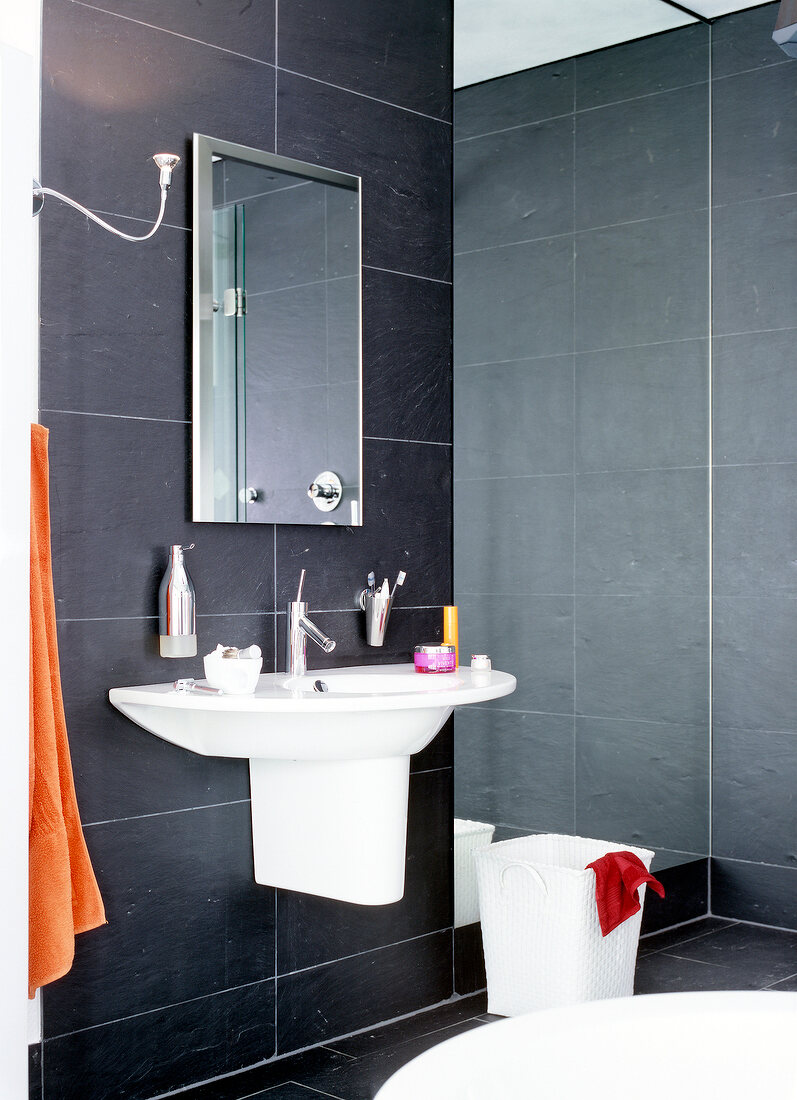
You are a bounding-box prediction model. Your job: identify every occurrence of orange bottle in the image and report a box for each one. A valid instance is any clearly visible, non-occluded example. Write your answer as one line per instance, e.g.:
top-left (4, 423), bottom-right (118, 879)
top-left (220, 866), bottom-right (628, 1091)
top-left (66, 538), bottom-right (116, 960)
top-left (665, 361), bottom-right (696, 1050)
top-left (443, 605), bottom-right (459, 668)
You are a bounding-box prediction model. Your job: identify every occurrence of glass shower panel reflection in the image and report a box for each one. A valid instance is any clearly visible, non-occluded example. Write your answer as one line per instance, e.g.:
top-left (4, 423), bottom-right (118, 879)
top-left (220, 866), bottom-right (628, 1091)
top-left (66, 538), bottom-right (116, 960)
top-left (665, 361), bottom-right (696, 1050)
top-left (242, 179), bottom-right (361, 524)
top-left (210, 200), bottom-right (246, 522)
top-left (453, 32), bottom-right (711, 884)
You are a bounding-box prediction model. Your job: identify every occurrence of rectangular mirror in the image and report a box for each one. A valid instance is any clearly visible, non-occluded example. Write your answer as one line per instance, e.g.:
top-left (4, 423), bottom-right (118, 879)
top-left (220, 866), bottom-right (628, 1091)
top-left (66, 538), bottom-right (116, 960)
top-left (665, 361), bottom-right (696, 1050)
top-left (192, 133), bottom-right (362, 525)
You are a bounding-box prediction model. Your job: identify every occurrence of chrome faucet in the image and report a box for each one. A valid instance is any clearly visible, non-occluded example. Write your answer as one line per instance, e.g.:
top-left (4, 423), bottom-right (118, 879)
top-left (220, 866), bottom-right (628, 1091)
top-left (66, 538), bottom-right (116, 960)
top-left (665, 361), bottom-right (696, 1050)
top-left (286, 569), bottom-right (336, 678)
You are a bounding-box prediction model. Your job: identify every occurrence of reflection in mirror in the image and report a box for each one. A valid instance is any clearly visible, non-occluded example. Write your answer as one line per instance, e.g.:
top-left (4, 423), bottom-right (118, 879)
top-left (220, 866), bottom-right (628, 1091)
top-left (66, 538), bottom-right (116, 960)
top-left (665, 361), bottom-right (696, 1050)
top-left (192, 133), bottom-right (362, 524)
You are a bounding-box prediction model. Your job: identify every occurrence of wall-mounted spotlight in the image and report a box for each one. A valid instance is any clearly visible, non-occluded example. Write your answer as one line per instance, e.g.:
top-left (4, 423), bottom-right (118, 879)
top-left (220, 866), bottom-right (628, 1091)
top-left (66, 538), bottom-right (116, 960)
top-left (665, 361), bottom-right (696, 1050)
top-left (32, 153), bottom-right (180, 242)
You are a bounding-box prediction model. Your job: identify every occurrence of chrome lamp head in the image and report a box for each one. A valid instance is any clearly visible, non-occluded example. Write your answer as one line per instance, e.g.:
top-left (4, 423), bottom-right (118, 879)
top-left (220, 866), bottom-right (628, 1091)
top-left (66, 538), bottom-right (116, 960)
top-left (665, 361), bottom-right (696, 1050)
top-left (153, 153), bottom-right (180, 191)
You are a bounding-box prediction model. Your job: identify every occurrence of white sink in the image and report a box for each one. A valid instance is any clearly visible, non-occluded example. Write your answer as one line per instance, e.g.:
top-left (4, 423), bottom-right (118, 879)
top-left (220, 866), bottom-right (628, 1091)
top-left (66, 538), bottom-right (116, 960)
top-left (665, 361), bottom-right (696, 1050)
top-left (110, 663), bottom-right (516, 906)
top-left (109, 663), bottom-right (515, 761)
top-left (286, 669), bottom-right (466, 694)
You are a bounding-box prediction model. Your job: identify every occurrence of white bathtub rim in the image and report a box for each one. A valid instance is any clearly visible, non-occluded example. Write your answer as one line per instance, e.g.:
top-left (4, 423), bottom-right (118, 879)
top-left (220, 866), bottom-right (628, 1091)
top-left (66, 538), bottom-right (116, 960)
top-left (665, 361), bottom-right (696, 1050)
top-left (374, 991), bottom-right (797, 1100)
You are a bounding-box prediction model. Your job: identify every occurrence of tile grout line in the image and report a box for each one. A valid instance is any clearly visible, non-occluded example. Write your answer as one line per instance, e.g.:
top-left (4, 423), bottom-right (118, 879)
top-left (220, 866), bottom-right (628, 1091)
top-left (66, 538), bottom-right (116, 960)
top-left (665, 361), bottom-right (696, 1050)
top-left (247, 274), bottom-right (358, 299)
top-left (573, 74), bottom-right (710, 116)
top-left (455, 196), bottom-right (795, 264)
top-left (713, 458), bottom-right (797, 469)
top-left (57, 604), bottom-right (449, 626)
top-left (273, 888), bottom-right (278, 1055)
top-left (571, 66), bottom-right (578, 836)
top-left (321, 993), bottom-right (490, 1057)
top-left (707, 19), bottom-right (714, 911)
top-left (275, 65), bottom-right (453, 125)
top-left (43, 976), bottom-right (276, 1042)
top-left (711, 56), bottom-right (796, 85)
top-left (365, 435), bottom-right (452, 447)
top-left (82, 799), bottom-right (252, 829)
top-left (656, 952), bottom-right (732, 969)
top-left (710, 911), bottom-right (797, 934)
top-left (710, 724), bottom-right (797, 737)
top-left (640, 921), bottom-right (739, 955)
top-left (40, 411), bottom-right (457, 444)
top-left (277, 928), bottom-right (453, 983)
top-left (52, 207), bottom-right (189, 232)
top-left (712, 187), bottom-right (797, 211)
top-left (455, 334), bottom-right (710, 369)
top-left (274, 0), bottom-right (278, 150)
top-left (763, 971), bottom-right (797, 990)
top-left (454, 205), bottom-right (711, 258)
top-left (455, 464), bottom-right (711, 480)
top-left (465, 703), bottom-right (710, 729)
top-left (455, 73), bottom-right (721, 146)
top-left (281, 1085), bottom-right (346, 1100)
top-left (455, 191), bottom-right (797, 264)
top-left (45, 931), bottom-right (458, 1044)
top-left (454, 591), bottom-right (708, 598)
top-left (71, 0), bottom-right (276, 66)
top-left (454, 109), bottom-right (574, 145)
top-left (40, 409), bottom-right (191, 424)
top-left (465, 323), bottom-right (797, 366)
top-left (712, 855), bottom-right (797, 871)
top-left (364, 263), bottom-right (452, 285)
top-left (70, 0), bottom-right (453, 126)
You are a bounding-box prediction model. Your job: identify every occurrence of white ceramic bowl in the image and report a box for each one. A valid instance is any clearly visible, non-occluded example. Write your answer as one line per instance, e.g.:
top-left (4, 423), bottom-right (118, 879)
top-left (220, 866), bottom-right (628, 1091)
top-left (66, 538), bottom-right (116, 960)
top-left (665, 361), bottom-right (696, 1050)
top-left (203, 651), bottom-right (263, 695)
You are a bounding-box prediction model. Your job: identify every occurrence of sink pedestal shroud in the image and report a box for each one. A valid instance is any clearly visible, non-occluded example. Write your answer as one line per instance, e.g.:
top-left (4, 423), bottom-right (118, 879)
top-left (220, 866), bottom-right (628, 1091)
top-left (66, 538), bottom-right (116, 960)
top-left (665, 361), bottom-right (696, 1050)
top-left (250, 755), bottom-right (412, 904)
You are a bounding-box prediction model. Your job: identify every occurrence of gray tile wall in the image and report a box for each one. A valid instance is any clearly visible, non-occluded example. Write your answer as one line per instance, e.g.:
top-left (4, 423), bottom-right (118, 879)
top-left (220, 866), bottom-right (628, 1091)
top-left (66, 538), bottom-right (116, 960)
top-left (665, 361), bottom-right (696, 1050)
top-left (454, 2), bottom-right (797, 927)
top-left (709, 4), bottom-right (797, 924)
top-left (454, 24), bottom-right (713, 875)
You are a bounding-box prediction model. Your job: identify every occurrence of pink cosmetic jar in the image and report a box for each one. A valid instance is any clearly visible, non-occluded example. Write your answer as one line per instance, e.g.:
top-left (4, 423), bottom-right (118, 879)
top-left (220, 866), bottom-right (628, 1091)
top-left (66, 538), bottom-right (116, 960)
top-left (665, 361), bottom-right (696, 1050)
top-left (414, 644), bottom-right (456, 673)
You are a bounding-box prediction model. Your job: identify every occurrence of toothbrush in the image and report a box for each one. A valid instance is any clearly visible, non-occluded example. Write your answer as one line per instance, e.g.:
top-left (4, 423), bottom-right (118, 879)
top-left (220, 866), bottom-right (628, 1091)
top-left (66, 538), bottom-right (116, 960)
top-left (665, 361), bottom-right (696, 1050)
top-left (367, 570), bottom-right (376, 597)
top-left (390, 570), bottom-right (406, 601)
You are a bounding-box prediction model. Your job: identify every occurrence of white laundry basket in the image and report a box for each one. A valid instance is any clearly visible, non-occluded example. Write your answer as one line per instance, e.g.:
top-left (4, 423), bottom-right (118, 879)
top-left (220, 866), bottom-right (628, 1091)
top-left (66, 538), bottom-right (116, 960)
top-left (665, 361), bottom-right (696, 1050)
top-left (454, 819), bottom-right (495, 928)
top-left (474, 833), bottom-right (654, 1017)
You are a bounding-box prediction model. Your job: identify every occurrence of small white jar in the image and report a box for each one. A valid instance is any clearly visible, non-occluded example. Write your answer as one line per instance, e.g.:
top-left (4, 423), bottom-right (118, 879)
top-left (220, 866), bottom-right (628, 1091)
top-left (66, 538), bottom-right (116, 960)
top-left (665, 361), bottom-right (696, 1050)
top-left (203, 649), bottom-right (263, 694)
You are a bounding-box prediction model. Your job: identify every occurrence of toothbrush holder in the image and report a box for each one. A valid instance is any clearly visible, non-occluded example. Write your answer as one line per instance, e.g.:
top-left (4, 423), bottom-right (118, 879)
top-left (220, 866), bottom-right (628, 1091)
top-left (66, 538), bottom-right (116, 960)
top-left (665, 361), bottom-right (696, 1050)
top-left (359, 589), bottom-right (393, 647)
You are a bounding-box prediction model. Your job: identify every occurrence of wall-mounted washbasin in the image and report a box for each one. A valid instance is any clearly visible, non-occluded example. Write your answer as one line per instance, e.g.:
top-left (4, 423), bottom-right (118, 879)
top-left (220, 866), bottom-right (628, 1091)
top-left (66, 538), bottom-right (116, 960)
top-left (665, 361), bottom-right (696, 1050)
top-left (109, 663), bottom-right (514, 760)
top-left (110, 663), bottom-right (516, 905)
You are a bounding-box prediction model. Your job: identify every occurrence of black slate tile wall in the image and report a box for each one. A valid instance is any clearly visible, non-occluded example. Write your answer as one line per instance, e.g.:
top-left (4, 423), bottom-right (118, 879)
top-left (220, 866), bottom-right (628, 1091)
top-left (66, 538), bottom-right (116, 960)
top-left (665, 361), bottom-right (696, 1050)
top-left (275, 769), bottom-right (453, 974)
top-left (276, 931), bottom-right (453, 1054)
top-left (453, 22), bottom-right (712, 888)
top-left (639, 859), bottom-right (709, 935)
top-left (28, 1048), bottom-right (41, 1100)
top-left (37, 0), bottom-right (453, 1095)
top-left (453, 4), bottom-right (797, 962)
top-left (710, 4), bottom-right (797, 926)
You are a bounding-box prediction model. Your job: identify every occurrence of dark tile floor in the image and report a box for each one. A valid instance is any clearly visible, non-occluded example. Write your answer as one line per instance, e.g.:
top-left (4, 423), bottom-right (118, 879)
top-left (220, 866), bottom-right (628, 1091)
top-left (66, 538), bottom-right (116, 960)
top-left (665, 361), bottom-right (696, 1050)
top-left (176, 918), bottom-right (797, 1100)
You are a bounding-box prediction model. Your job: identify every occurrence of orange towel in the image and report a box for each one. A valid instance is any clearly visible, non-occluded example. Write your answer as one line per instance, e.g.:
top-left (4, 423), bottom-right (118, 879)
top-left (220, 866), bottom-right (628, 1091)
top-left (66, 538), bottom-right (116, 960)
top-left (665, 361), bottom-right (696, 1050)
top-left (29, 424), bottom-right (105, 998)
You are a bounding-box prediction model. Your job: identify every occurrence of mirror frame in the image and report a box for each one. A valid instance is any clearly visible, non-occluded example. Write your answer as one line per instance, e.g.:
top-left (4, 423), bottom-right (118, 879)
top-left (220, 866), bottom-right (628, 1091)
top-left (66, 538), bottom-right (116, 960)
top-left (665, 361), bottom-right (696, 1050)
top-left (191, 132), bottom-right (363, 524)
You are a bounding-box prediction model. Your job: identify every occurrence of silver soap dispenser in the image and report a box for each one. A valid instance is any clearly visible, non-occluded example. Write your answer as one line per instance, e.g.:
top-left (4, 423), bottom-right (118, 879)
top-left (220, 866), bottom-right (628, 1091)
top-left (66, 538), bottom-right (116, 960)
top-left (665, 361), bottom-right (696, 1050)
top-left (158, 543), bottom-right (197, 657)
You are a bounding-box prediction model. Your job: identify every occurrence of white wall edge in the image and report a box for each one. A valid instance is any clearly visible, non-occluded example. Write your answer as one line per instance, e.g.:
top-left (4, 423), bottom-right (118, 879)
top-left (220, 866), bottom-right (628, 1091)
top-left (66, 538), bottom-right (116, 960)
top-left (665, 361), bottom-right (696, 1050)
top-left (0, 0), bottom-right (43, 1088)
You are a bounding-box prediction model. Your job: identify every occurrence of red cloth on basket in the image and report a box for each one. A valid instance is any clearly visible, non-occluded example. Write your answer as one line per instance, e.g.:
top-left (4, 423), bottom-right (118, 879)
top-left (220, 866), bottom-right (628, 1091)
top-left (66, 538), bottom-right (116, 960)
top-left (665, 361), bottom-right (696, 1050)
top-left (586, 851), bottom-right (665, 937)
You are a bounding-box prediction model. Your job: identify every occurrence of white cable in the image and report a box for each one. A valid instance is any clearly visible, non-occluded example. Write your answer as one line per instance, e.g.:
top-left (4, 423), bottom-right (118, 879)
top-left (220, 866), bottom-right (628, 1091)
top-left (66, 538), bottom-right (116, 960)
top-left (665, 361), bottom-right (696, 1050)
top-left (33, 185), bottom-right (169, 242)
